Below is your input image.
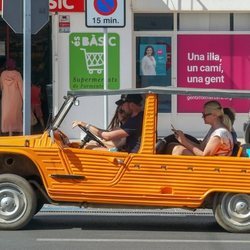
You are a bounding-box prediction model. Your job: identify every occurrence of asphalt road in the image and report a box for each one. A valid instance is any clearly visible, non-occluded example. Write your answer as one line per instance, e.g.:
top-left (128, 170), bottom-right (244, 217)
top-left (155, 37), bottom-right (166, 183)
top-left (1, 210), bottom-right (250, 250)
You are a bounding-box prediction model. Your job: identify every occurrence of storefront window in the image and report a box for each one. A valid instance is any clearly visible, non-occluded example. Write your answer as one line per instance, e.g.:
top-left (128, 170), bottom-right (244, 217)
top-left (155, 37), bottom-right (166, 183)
top-left (178, 13), bottom-right (230, 31)
top-left (0, 17), bottom-right (52, 131)
top-left (134, 13), bottom-right (173, 31)
top-left (136, 37), bottom-right (172, 112)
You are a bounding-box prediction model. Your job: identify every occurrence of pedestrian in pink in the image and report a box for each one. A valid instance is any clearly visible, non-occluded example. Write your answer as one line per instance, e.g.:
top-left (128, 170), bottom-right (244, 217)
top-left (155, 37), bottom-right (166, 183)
top-left (0, 58), bottom-right (23, 136)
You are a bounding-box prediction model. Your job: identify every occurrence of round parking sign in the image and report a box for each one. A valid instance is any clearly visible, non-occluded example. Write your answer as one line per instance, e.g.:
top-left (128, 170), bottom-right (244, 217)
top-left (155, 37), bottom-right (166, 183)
top-left (94, 0), bottom-right (118, 16)
top-left (86, 0), bottom-right (125, 27)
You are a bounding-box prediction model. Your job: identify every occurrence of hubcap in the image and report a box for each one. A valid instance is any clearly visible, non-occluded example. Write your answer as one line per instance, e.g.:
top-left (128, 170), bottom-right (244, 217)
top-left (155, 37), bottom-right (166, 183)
top-left (1, 196), bottom-right (16, 212)
top-left (221, 193), bottom-right (250, 226)
top-left (0, 183), bottom-right (27, 223)
top-left (235, 200), bottom-right (248, 214)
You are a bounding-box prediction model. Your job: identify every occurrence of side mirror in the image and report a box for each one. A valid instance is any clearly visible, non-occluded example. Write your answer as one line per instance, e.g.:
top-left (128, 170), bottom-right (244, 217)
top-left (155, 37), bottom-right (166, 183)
top-left (74, 100), bottom-right (80, 106)
top-left (49, 129), bottom-right (55, 143)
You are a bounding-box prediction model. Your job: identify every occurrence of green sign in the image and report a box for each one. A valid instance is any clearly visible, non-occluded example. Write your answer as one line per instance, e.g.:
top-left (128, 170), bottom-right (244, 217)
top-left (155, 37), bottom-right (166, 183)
top-left (69, 33), bottom-right (120, 90)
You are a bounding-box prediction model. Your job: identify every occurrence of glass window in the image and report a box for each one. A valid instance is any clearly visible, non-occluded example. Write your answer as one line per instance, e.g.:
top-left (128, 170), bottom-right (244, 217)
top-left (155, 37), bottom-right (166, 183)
top-left (234, 13), bottom-right (250, 31)
top-left (178, 13), bottom-right (230, 31)
top-left (134, 13), bottom-right (173, 31)
top-left (136, 37), bottom-right (172, 112)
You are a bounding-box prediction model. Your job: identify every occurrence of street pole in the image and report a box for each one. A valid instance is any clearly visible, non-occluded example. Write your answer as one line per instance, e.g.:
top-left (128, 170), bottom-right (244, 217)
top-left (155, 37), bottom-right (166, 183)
top-left (23, 0), bottom-right (31, 135)
top-left (103, 27), bottom-right (108, 129)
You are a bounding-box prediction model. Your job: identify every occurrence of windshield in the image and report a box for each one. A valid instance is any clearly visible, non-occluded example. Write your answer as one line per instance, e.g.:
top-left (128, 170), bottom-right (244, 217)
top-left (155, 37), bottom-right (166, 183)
top-left (50, 95), bottom-right (76, 130)
top-left (51, 94), bottom-right (122, 140)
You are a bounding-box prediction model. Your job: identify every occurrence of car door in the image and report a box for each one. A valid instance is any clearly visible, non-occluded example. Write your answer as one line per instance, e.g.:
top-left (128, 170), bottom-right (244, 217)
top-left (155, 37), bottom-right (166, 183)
top-left (49, 147), bottom-right (131, 202)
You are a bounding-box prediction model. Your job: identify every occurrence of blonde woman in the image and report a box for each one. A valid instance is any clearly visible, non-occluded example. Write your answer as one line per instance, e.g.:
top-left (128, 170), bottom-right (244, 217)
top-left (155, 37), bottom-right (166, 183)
top-left (170, 100), bottom-right (233, 156)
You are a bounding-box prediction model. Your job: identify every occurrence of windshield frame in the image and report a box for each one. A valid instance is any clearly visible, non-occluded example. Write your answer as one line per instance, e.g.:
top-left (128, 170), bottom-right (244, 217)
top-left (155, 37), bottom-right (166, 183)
top-left (50, 95), bottom-right (77, 130)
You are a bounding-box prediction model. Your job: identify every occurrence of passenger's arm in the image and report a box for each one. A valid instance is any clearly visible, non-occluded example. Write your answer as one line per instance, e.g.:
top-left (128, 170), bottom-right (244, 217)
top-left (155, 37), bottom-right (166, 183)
top-left (202, 136), bottom-right (221, 156)
top-left (182, 135), bottom-right (221, 156)
top-left (175, 130), bottom-right (220, 156)
top-left (174, 130), bottom-right (201, 149)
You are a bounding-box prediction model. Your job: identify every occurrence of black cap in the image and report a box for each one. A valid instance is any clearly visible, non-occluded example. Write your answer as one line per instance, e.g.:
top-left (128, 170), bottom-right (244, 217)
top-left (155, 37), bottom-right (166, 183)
top-left (115, 94), bottom-right (143, 105)
top-left (115, 94), bottom-right (126, 105)
top-left (125, 94), bottom-right (143, 104)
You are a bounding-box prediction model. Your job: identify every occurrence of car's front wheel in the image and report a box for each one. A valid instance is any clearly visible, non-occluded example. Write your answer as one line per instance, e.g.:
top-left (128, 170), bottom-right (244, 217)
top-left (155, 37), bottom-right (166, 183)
top-left (213, 192), bottom-right (250, 233)
top-left (0, 174), bottom-right (37, 230)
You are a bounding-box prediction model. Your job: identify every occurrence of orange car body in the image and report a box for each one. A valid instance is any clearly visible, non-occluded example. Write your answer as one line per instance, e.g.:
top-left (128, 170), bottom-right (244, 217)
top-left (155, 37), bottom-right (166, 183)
top-left (1, 93), bottom-right (250, 207)
top-left (1, 88), bottom-right (250, 232)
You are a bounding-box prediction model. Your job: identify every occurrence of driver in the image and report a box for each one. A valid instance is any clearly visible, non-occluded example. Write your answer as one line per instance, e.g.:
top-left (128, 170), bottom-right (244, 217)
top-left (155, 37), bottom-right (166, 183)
top-left (72, 94), bottom-right (144, 153)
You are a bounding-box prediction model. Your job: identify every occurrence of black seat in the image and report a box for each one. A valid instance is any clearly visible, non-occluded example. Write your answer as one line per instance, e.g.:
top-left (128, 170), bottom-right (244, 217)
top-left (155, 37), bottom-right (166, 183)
top-left (231, 142), bottom-right (240, 156)
top-left (155, 138), bottom-right (167, 154)
top-left (156, 133), bottom-right (200, 154)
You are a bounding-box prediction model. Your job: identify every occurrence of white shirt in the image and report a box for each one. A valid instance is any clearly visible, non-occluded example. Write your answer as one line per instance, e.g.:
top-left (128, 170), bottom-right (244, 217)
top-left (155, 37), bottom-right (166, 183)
top-left (207, 128), bottom-right (233, 156)
top-left (141, 56), bottom-right (156, 75)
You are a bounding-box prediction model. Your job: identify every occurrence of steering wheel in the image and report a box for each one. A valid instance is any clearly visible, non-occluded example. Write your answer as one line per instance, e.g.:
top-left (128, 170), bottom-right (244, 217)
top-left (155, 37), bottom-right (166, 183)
top-left (77, 124), bottom-right (107, 148)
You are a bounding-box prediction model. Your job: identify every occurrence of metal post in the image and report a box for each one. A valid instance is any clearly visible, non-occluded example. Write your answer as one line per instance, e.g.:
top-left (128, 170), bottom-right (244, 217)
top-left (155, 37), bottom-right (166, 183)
top-left (52, 13), bottom-right (59, 116)
top-left (103, 27), bottom-right (108, 129)
top-left (23, 0), bottom-right (31, 135)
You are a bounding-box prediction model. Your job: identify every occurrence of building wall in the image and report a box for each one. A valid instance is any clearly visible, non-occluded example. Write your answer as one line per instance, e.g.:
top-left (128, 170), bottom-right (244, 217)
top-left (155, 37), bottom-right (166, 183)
top-left (132, 0), bottom-right (250, 11)
top-left (51, 0), bottom-right (250, 139)
top-left (52, 2), bottom-right (134, 139)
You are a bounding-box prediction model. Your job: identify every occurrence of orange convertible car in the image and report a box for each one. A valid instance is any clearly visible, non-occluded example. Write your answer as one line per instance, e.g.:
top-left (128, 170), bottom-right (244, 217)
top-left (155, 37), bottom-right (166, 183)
top-left (0, 87), bottom-right (250, 232)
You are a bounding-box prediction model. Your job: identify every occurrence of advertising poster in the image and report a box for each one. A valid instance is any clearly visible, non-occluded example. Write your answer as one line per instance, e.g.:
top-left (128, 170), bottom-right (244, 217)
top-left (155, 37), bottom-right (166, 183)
top-left (139, 44), bottom-right (166, 76)
top-left (136, 37), bottom-right (171, 113)
top-left (69, 33), bottom-right (120, 90)
top-left (177, 34), bottom-right (250, 112)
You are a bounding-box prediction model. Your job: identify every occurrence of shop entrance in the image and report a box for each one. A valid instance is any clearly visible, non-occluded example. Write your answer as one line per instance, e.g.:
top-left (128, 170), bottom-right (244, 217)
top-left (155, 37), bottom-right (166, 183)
top-left (0, 17), bottom-right (52, 134)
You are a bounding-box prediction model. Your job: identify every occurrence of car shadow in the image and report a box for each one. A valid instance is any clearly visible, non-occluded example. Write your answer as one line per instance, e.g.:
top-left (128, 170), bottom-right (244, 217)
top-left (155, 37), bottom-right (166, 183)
top-left (25, 213), bottom-right (225, 233)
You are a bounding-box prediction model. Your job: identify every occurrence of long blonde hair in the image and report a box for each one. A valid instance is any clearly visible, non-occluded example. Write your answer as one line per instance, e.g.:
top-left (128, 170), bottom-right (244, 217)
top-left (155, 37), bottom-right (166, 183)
top-left (204, 100), bottom-right (232, 131)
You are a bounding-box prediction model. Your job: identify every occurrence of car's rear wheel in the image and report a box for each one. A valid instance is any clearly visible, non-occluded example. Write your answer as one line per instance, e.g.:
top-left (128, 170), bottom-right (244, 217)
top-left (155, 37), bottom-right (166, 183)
top-left (213, 192), bottom-right (250, 233)
top-left (0, 174), bottom-right (37, 230)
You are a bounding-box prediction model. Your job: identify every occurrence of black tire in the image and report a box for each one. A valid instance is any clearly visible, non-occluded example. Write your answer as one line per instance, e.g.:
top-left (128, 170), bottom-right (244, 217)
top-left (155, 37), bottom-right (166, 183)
top-left (213, 192), bottom-right (250, 233)
top-left (0, 174), bottom-right (37, 230)
top-left (34, 192), bottom-right (45, 215)
top-left (34, 201), bottom-right (44, 215)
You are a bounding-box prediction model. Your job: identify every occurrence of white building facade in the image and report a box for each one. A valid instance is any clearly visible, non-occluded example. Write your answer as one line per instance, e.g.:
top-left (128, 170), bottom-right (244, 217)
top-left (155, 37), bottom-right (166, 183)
top-left (37, 1), bottom-right (250, 138)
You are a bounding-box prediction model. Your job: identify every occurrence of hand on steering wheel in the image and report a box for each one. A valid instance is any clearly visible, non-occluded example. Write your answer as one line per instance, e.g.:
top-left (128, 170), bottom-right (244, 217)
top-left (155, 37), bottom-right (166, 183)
top-left (76, 123), bottom-right (107, 148)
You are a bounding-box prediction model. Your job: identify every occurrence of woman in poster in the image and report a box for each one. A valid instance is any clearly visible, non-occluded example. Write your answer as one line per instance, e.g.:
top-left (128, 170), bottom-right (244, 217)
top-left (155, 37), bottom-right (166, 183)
top-left (141, 45), bottom-right (156, 75)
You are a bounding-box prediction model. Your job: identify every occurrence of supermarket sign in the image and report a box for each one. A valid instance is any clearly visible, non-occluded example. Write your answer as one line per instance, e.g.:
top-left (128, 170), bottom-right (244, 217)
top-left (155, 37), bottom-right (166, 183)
top-left (0, 0), bottom-right (84, 12)
top-left (69, 32), bottom-right (120, 90)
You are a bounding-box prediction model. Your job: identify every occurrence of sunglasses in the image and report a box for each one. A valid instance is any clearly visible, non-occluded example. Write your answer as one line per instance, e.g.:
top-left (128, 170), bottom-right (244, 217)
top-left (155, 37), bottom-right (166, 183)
top-left (202, 112), bottom-right (212, 118)
top-left (118, 109), bottom-right (125, 114)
